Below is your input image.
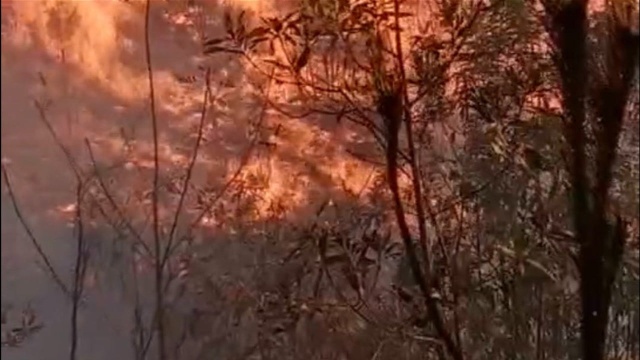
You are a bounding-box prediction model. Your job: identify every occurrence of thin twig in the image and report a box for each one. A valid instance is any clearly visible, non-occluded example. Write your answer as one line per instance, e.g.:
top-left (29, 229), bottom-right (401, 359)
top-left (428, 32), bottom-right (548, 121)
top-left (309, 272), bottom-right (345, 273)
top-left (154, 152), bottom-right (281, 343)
top-left (169, 68), bottom-right (276, 253)
top-left (84, 141), bottom-right (151, 256)
top-left (390, 1), bottom-right (463, 359)
top-left (143, 1), bottom-right (166, 359)
top-left (1, 164), bottom-right (70, 296)
top-left (162, 68), bottom-right (212, 269)
top-left (131, 248), bottom-right (147, 360)
top-left (33, 100), bottom-right (83, 179)
top-left (70, 181), bottom-right (88, 360)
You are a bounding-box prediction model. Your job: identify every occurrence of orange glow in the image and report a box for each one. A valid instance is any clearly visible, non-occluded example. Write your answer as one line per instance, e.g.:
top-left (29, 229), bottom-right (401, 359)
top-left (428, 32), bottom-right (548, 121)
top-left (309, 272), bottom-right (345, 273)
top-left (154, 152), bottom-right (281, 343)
top-left (8, 0), bottom-right (619, 227)
top-left (2, 0), bottom-right (383, 227)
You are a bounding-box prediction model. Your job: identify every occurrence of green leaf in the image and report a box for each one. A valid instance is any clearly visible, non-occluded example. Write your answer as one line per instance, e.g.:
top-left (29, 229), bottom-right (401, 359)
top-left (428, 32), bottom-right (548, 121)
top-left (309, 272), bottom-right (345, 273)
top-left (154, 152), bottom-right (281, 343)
top-left (513, 235), bottom-right (528, 254)
top-left (246, 26), bottom-right (270, 40)
top-left (263, 58), bottom-right (290, 71)
top-left (224, 10), bottom-right (234, 36)
top-left (293, 45), bottom-right (311, 72)
top-left (203, 38), bottom-right (225, 47)
top-left (490, 141), bottom-right (504, 156)
top-left (525, 258), bottom-right (557, 281)
top-left (324, 254), bottom-right (349, 266)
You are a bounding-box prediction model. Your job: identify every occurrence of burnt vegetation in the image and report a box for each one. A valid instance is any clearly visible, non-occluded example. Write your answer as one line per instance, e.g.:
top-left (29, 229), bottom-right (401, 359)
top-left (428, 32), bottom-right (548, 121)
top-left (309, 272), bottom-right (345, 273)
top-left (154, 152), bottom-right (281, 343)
top-left (2, 0), bottom-right (639, 360)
